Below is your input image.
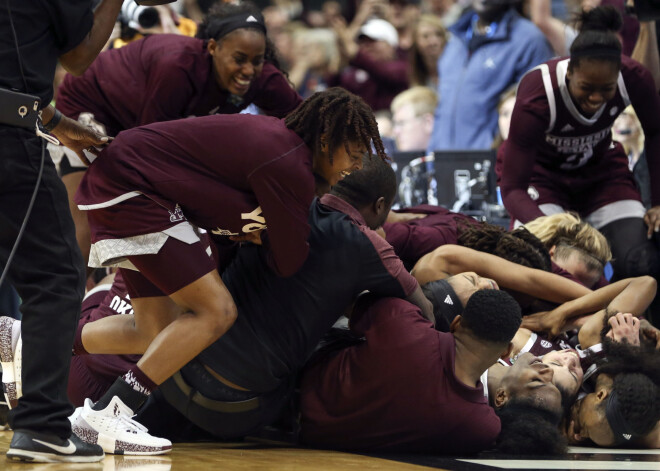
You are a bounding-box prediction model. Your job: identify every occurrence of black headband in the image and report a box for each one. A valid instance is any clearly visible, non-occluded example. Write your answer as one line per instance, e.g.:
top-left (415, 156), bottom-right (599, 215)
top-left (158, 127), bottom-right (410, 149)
top-left (207, 12), bottom-right (267, 40)
top-left (422, 279), bottom-right (463, 332)
top-left (570, 47), bottom-right (621, 60)
top-left (605, 390), bottom-right (638, 445)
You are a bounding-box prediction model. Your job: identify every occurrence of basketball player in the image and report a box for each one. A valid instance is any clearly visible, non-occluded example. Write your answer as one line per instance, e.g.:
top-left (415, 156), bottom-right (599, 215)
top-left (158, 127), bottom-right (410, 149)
top-left (12, 157), bottom-right (431, 448)
top-left (497, 6), bottom-right (660, 298)
top-left (67, 88), bottom-right (386, 454)
top-left (55, 2), bottom-right (302, 269)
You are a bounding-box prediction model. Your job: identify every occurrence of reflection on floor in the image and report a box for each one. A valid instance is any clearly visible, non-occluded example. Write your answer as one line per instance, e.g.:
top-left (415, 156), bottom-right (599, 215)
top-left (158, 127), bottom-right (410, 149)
top-left (1, 431), bottom-right (659, 471)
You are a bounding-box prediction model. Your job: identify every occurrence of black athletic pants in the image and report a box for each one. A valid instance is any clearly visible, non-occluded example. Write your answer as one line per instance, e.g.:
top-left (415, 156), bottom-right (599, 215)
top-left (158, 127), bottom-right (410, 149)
top-left (600, 217), bottom-right (660, 326)
top-left (136, 360), bottom-right (294, 442)
top-left (0, 125), bottom-right (84, 438)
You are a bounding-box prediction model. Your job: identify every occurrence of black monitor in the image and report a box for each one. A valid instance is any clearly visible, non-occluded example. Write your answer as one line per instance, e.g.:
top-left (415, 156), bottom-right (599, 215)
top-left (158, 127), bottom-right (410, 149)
top-left (389, 150), bottom-right (428, 208)
top-left (432, 150), bottom-right (497, 211)
top-left (389, 150), bottom-right (497, 210)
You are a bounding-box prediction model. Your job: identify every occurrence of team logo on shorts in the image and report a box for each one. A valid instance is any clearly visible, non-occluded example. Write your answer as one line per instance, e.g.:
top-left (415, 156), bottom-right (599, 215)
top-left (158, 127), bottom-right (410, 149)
top-left (169, 204), bottom-right (184, 222)
top-left (540, 340), bottom-right (552, 348)
top-left (527, 186), bottom-right (540, 201)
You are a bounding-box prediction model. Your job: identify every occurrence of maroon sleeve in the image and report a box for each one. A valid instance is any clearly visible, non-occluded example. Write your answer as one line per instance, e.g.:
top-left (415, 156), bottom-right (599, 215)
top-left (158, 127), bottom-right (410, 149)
top-left (137, 51), bottom-right (199, 125)
top-left (623, 59), bottom-right (660, 207)
top-left (499, 71), bottom-right (549, 223)
top-left (349, 50), bottom-right (409, 87)
top-left (252, 63), bottom-right (303, 118)
top-left (360, 228), bottom-right (419, 297)
top-left (385, 223), bottom-right (457, 268)
top-left (249, 150), bottom-right (315, 277)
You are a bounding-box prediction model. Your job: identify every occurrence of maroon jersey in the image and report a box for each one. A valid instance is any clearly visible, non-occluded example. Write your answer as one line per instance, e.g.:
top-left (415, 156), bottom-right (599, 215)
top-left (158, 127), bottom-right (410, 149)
top-left (383, 205), bottom-right (478, 270)
top-left (56, 35), bottom-right (301, 136)
top-left (329, 49), bottom-right (409, 112)
top-left (300, 297), bottom-right (500, 453)
top-left (76, 114), bottom-right (315, 277)
top-left (498, 56), bottom-right (660, 223)
top-left (504, 332), bottom-right (572, 365)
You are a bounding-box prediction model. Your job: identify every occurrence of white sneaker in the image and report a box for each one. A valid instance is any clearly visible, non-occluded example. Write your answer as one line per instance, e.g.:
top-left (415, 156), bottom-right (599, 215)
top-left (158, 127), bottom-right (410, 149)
top-left (0, 316), bottom-right (21, 409)
top-left (72, 396), bottom-right (172, 455)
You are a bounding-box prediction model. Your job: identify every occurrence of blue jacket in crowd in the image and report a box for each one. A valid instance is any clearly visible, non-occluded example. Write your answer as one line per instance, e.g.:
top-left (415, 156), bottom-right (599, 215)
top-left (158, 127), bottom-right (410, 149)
top-left (428, 9), bottom-right (552, 152)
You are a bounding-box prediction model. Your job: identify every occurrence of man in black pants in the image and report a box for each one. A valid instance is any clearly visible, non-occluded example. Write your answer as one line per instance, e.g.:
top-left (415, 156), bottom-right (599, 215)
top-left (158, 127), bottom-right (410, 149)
top-left (0, 0), bottom-right (125, 462)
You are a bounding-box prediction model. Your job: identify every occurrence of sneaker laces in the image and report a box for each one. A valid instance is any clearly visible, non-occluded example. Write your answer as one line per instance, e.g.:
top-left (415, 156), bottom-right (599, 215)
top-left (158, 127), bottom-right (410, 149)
top-left (115, 413), bottom-right (148, 434)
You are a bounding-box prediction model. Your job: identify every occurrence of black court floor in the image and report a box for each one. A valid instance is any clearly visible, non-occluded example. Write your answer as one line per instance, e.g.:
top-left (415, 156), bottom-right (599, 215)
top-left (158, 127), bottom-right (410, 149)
top-left (379, 447), bottom-right (660, 471)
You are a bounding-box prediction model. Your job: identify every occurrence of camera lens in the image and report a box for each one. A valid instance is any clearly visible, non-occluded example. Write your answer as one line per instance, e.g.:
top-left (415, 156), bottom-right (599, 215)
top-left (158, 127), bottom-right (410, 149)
top-left (137, 7), bottom-right (160, 28)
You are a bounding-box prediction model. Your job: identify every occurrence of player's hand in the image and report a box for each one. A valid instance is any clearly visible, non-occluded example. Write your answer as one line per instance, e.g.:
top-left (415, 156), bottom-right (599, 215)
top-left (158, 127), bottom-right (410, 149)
top-left (605, 312), bottom-right (640, 345)
top-left (386, 211), bottom-right (427, 224)
top-left (644, 206), bottom-right (660, 239)
top-left (640, 318), bottom-right (660, 349)
top-left (229, 230), bottom-right (263, 245)
top-left (521, 309), bottom-right (565, 338)
top-left (51, 116), bottom-right (111, 165)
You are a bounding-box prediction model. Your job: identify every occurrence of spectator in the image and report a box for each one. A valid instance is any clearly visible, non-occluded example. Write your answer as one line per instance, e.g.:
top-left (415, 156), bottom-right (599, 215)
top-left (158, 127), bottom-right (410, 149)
top-left (391, 86), bottom-right (438, 151)
top-left (409, 14), bottom-right (448, 88)
top-left (386, 0), bottom-right (422, 50)
top-left (288, 28), bottom-right (340, 97)
top-left (427, 0), bottom-right (552, 151)
top-left (330, 17), bottom-right (410, 111)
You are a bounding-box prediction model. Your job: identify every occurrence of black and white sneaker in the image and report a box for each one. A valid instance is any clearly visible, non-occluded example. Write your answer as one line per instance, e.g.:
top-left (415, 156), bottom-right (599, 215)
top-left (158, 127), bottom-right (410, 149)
top-left (7, 429), bottom-right (105, 463)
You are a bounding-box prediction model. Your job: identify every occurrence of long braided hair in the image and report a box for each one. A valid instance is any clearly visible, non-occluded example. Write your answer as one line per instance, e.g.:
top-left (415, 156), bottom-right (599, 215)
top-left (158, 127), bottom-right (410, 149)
top-left (285, 87), bottom-right (387, 164)
top-left (456, 221), bottom-right (552, 271)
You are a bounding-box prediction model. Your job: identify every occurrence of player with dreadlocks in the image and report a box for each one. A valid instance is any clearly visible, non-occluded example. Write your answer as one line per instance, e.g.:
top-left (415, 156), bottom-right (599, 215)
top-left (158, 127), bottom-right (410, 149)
top-left (285, 87), bottom-right (386, 193)
top-left (382, 204), bottom-right (551, 272)
top-left (55, 88), bottom-right (386, 454)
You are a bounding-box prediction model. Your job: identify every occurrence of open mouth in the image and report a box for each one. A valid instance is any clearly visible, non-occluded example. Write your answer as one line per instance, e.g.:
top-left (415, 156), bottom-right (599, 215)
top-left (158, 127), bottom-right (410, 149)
top-left (339, 170), bottom-right (352, 179)
top-left (233, 77), bottom-right (251, 91)
top-left (582, 102), bottom-right (602, 113)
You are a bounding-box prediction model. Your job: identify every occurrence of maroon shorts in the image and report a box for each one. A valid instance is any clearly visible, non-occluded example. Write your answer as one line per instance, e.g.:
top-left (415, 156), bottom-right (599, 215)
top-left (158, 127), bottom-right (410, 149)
top-left (529, 142), bottom-right (641, 216)
top-left (67, 287), bottom-right (140, 406)
top-left (122, 237), bottom-right (216, 298)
